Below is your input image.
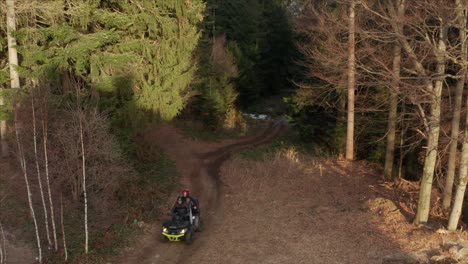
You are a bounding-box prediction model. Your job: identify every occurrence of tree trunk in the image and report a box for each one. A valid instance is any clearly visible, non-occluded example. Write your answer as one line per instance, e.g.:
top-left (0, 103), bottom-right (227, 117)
top-left (346, 0), bottom-right (356, 161)
top-left (0, 222), bottom-right (5, 264)
top-left (398, 108), bottom-right (408, 179)
top-left (2, 0), bottom-right (21, 158)
top-left (448, 72), bottom-right (468, 230)
top-left (31, 92), bottom-right (52, 248)
top-left (78, 111), bottom-right (88, 254)
top-left (0, 97), bottom-right (7, 157)
top-left (6, 0), bottom-right (20, 90)
top-left (40, 90), bottom-right (58, 251)
top-left (0, 222), bottom-right (3, 264)
top-left (414, 25), bottom-right (447, 225)
top-left (60, 193), bottom-right (68, 261)
top-left (384, 0), bottom-right (404, 180)
top-left (14, 105), bottom-right (42, 263)
top-left (443, 0), bottom-right (467, 210)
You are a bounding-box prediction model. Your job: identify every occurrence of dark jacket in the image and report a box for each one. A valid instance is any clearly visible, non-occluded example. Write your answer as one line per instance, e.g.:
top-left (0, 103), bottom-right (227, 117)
top-left (172, 202), bottom-right (190, 219)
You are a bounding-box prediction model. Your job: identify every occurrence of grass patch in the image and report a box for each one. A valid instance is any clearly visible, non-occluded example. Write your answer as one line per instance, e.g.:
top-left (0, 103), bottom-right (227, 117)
top-left (175, 119), bottom-right (264, 142)
top-left (238, 130), bottom-right (326, 161)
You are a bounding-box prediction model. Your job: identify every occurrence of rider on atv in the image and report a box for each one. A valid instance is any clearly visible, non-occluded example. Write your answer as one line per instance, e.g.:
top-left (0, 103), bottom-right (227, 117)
top-left (172, 196), bottom-right (190, 221)
top-left (182, 189), bottom-right (199, 214)
top-left (181, 189), bottom-right (202, 231)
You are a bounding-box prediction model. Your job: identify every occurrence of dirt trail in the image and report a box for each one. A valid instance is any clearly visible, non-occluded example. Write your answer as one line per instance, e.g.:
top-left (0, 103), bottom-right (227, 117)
top-left (113, 119), bottom-right (468, 264)
top-left (113, 120), bottom-right (288, 264)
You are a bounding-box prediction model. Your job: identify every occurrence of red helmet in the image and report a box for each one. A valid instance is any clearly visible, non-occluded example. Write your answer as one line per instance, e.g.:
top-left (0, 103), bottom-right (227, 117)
top-left (182, 189), bottom-right (190, 197)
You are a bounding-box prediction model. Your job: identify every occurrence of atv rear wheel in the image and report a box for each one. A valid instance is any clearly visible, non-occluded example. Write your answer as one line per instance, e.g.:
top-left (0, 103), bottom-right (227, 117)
top-left (185, 230), bottom-right (193, 245)
top-left (195, 217), bottom-right (203, 232)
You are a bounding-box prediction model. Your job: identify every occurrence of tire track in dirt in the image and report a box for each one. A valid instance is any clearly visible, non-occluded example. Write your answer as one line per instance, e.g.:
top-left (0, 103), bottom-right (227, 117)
top-left (113, 119), bottom-right (287, 264)
top-left (174, 119), bottom-right (288, 263)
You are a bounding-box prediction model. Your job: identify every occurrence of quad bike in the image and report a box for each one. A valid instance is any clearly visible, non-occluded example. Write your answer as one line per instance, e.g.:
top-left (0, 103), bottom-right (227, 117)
top-left (161, 201), bottom-right (202, 244)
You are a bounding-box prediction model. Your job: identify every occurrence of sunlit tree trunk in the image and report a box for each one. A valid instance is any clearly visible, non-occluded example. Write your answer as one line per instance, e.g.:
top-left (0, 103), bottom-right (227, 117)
top-left (31, 92), bottom-right (52, 248)
top-left (383, 0), bottom-right (404, 180)
top-left (79, 111), bottom-right (88, 254)
top-left (0, 95), bottom-right (7, 157)
top-left (2, 0), bottom-right (21, 158)
top-left (443, 0), bottom-right (467, 210)
top-left (40, 89), bottom-right (58, 251)
top-left (447, 2), bottom-right (468, 230)
top-left (414, 25), bottom-right (447, 225)
top-left (60, 193), bottom-right (68, 261)
top-left (6, 0), bottom-right (20, 90)
top-left (0, 222), bottom-right (4, 264)
top-left (76, 85), bottom-right (89, 254)
top-left (448, 73), bottom-right (468, 230)
top-left (346, 0), bottom-right (356, 161)
top-left (14, 105), bottom-right (42, 263)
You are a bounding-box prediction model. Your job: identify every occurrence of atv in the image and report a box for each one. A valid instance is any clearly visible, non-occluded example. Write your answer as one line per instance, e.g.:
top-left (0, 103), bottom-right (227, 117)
top-left (161, 202), bottom-right (202, 244)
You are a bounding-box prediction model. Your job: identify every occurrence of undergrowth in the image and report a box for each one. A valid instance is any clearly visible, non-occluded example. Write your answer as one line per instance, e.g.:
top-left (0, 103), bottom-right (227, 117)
top-left (175, 118), bottom-right (263, 142)
top-left (239, 129), bottom-right (338, 161)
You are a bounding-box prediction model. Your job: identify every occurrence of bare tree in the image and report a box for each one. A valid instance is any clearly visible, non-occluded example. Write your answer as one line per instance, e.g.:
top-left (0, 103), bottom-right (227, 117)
top-left (380, 1), bottom-right (450, 225)
top-left (0, 94), bottom-right (7, 158)
top-left (14, 102), bottom-right (42, 263)
top-left (413, 23), bottom-right (448, 226)
top-left (39, 87), bottom-right (58, 251)
top-left (346, 0), bottom-right (356, 160)
top-left (76, 89), bottom-right (89, 254)
top-left (0, 221), bottom-right (4, 264)
top-left (383, 0), bottom-right (405, 180)
top-left (31, 90), bottom-right (52, 248)
top-left (359, 0), bottom-right (457, 223)
top-left (60, 193), bottom-right (68, 261)
top-left (447, 0), bottom-right (468, 230)
top-left (2, 0), bottom-right (21, 158)
top-left (447, 72), bottom-right (468, 230)
top-left (6, 0), bottom-right (20, 90)
top-left (294, 1), bottom-right (362, 157)
top-left (443, 0), bottom-right (467, 210)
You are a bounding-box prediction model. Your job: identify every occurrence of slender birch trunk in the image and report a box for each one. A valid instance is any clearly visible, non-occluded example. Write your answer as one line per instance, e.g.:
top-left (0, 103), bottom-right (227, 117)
top-left (3, 0), bottom-right (21, 158)
top-left (0, 222), bottom-right (4, 264)
top-left (443, 0), bottom-right (467, 210)
top-left (78, 111), bottom-right (88, 254)
top-left (1, 223), bottom-right (4, 264)
top-left (448, 72), bottom-right (468, 230)
top-left (14, 104), bottom-right (42, 263)
top-left (384, 0), bottom-right (404, 180)
top-left (346, 0), bottom-right (356, 161)
top-left (60, 193), bottom-right (68, 261)
top-left (41, 94), bottom-right (58, 251)
top-left (414, 25), bottom-right (447, 225)
top-left (6, 0), bottom-right (20, 90)
top-left (31, 92), bottom-right (51, 248)
top-left (447, 2), bottom-right (468, 230)
top-left (0, 94), bottom-right (7, 158)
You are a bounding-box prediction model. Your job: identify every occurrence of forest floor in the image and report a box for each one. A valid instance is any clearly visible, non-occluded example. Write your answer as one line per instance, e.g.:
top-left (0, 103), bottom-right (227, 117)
top-left (110, 120), bottom-right (468, 264)
top-left (0, 158), bottom-right (36, 264)
top-left (2, 119), bottom-right (468, 263)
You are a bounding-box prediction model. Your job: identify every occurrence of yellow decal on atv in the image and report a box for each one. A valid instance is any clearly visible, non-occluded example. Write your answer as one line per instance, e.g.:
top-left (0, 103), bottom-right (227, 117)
top-left (162, 232), bottom-right (185, 242)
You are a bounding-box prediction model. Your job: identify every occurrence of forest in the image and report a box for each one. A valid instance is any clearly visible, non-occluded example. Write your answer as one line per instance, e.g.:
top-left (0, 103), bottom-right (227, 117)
top-left (0, 0), bottom-right (467, 263)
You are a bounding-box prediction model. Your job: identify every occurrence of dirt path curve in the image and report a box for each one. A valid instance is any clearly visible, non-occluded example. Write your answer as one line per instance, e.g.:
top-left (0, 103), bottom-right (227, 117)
top-left (112, 119), bottom-right (288, 264)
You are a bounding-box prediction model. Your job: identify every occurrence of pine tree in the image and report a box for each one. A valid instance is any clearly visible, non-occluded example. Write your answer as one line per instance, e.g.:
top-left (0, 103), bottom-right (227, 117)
top-left (13, 0), bottom-right (205, 123)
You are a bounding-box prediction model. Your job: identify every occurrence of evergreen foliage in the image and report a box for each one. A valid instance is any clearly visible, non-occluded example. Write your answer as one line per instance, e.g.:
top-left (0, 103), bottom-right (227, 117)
top-left (2, 0), bottom-right (205, 123)
top-left (194, 30), bottom-right (241, 129)
top-left (213, 0), bottom-right (294, 105)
